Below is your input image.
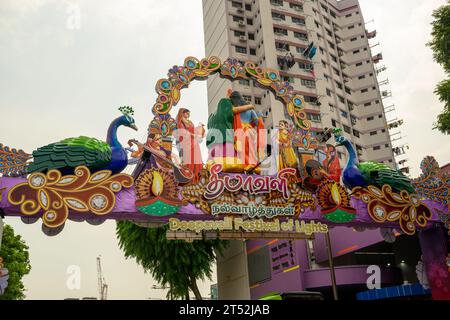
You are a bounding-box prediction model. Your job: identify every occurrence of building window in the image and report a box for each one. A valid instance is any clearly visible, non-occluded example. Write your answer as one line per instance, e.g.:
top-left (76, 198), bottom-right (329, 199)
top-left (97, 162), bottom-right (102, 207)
top-left (361, 88), bottom-right (368, 93)
top-left (233, 15), bottom-right (244, 22)
top-left (364, 102), bottom-right (371, 106)
top-left (301, 79), bottom-right (316, 88)
top-left (271, 0), bottom-right (283, 6)
top-left (245, 4), bottom-right (252, 10)
top-left (358, 75), bottom-right (366, 79)
top-left (370, 131), bottom-right (377, 136)
top-left (299, 62), bottom-right (314, 71)
top-left (255, 97), bottom-right (262, 105)
top-left (248, 33), bottom-right (255, 40)
top-left (250, 48), bottom-right (256, 55)
top-left (326, 88), bottom-right (332, 97)
top-left (239, 79), bottom-right (250, 86)
top-left (272, 12), bottom-right (286, 21)
top-left (353, 49), bottom-right (360, 54)
top-left (367, 116), bottom-right (374, 121)
top-left (231, 1), bottom-right (243, 8)
top-left (341, 110), bottom-right (348, 118)
top-left (243, 95), bottom-right (252, 103)
top-left (343, 125), bottom-right (351, 134)
top-left (348, 25), bottom-right (355, 30)
top-left (235, 46), bottom-right (247, 54)
top-left (292, 17), bottom-right (305, 25)
top-left (274, 27), bottom-right (288, 36)
top-left (307, 113), bottom-right (321, 122)
top-left (289, 3), bottom-right (303, 11)
top-left (351, 37), bottom-right (357, 42)
top-left (247, 18), bottom-right (253, 25)
top-left (332, 119), bottom-right (337, 127)
top-left (294, 32), bottom-right (308, 41)
top-left (353, 129), bottom-right (360, 138)
top-left (373, 146), bottom-right (381, 151)
top-left (234, 30), bottom-right (245, 37)
top-left (356, 62), bottom-right (363, 67)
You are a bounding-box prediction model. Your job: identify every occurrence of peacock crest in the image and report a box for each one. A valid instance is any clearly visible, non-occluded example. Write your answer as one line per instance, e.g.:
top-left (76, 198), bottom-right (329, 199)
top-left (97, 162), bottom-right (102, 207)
top-left (119, 106), bottom-right (134, 116)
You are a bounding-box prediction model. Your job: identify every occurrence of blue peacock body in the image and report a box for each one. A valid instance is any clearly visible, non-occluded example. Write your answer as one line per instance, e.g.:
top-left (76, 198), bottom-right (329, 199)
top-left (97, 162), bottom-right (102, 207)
top-left (335, 134), bottom-right (415, 194)
top-left (3, 107), bottom-right (138, 176)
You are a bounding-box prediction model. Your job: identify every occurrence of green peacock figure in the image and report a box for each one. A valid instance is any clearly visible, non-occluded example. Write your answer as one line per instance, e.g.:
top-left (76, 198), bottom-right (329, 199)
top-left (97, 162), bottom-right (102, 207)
top-left (333, 129), bottom-right (415, 193)
top-left (0, 106), bottom-right (138, 176)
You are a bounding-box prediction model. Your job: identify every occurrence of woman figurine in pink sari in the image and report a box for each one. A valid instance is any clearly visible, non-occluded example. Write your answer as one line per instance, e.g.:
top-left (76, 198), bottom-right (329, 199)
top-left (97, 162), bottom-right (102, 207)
top-left (175, 108), bottom-right (204, 183)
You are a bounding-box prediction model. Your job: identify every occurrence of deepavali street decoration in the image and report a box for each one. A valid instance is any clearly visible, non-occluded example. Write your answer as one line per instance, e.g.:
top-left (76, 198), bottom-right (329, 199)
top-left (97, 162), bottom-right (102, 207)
top-left (0, 56), bottom-right (446, 237)
top-left (0, 55), bottom-right (448, 297)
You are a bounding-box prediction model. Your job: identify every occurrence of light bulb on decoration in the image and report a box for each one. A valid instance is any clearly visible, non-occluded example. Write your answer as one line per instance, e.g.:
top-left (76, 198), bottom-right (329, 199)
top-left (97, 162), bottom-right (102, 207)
top-left (331, 183), bottom-right (341, 205)
top-left (151, 171), bottom-right (164, 196)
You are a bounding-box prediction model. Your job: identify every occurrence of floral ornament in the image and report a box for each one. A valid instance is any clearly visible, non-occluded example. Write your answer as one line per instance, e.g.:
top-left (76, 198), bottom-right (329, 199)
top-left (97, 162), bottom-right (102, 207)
top-left (7, 166), bottom-right (134, 228)
top-left (149, 113), bottom-right (177, 137)
top-left (152, 56), bottom-right (221, 115)
top-left (0, 143), bottom-right (32, 177)
top-left (317, 180), bottom-right (356, 223)
top-left (412, 156), bottom-right (449, 210)
top-left (292, 129), bottom-right (319, 150)
top-left (352, 185), bottom-right (432, 235)
top-left (220, 58), bottom-right (247, 79)
top-left (135, 168), bottom-right (184, 216)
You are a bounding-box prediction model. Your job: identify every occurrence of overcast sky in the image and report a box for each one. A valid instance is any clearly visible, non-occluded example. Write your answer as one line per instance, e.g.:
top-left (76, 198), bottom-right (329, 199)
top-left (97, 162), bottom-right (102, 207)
top-left (0, 0), bottom-right (448, 299)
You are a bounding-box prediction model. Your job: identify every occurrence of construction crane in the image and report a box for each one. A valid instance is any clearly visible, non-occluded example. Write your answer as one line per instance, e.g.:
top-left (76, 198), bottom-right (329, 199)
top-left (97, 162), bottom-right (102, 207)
top-left (96, 255), bottom-right (108, 300)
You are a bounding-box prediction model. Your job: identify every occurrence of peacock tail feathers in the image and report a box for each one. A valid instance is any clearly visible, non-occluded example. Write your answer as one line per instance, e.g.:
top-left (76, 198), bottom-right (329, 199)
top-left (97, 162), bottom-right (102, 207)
top-left (0, 143), bottom-right (32, 177)
top-left (357, 161), bottom-right (415, 194)
top-left (27, 136), bottom-right (112, 174)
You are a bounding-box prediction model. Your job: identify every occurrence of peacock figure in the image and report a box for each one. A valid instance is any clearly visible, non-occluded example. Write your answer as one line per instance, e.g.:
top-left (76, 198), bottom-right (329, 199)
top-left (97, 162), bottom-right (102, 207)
top-left (1, 106), bottom-right (138, 176)
top-left (333, 129), bottom-right (415, 194)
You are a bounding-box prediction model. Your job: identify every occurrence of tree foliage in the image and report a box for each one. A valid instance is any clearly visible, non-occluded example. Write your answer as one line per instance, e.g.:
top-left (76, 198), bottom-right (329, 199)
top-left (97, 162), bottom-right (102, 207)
top-left (428, 1), bottom-right (450, 134)
top-left (116, 221), bottom-right (227, 300)
top-left (0, 224), bottom-right (31, 300)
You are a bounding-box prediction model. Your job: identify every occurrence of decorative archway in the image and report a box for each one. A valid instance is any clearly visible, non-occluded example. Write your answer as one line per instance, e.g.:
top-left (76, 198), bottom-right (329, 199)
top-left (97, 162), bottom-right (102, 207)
top-left (149, 56), bottom-right (311, 139)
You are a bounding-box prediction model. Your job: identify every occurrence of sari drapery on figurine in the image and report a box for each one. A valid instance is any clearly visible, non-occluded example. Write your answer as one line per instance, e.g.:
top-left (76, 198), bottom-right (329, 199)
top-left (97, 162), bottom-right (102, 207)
top-left (175, 108), bottom-right (203, 183)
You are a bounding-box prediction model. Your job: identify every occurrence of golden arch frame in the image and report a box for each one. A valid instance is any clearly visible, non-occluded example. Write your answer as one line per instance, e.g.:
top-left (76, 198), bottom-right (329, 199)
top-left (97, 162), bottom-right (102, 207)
top-left (149, 56), bottom-right (311, 138)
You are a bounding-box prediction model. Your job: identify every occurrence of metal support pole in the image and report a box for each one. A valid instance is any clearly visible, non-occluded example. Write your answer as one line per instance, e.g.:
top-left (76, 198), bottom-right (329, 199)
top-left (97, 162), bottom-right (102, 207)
top-left (325, 231), bottom-right (338, 300)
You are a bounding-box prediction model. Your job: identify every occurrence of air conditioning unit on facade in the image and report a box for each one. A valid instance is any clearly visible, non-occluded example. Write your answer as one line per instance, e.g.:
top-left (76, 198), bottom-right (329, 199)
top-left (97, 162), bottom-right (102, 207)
top-left (238, 20), bottom-right (246, 27)
top-left (239, 35), bottom-right (247, 42)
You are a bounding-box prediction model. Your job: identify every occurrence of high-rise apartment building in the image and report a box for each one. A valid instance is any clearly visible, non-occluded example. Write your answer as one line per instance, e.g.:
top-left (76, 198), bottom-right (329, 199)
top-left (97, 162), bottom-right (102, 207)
top-left (203, 0), bottom-right (396, 168)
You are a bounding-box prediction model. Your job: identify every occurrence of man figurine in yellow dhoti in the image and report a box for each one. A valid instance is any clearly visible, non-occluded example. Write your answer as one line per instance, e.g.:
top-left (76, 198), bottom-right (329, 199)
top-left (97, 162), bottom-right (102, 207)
top-left (276, 120), bottom-right (299, 171)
